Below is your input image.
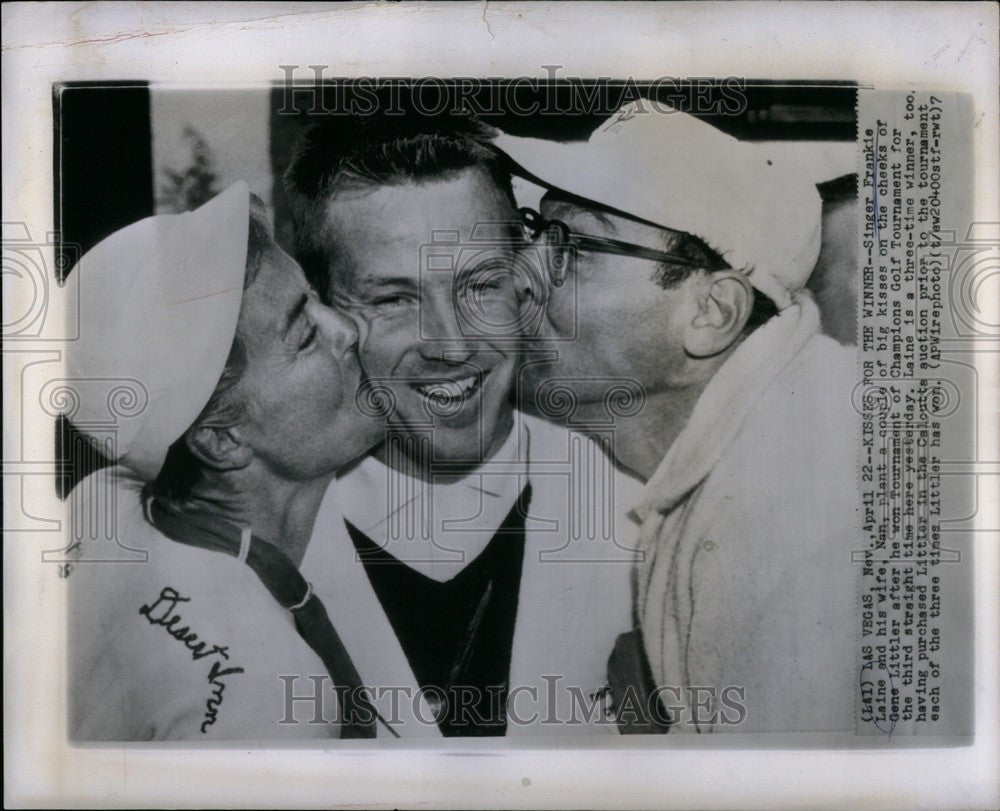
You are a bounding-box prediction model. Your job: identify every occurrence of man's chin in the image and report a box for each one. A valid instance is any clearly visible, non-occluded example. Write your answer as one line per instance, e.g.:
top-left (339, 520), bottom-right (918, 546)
top-left (379, 428), bottom-right (500, 474)
top-left (515, 363), bottom-right (566, 422)
top-left (385, 400), bottom-right (513, 468)
top-left (429, 432), bottom-right (499, 467)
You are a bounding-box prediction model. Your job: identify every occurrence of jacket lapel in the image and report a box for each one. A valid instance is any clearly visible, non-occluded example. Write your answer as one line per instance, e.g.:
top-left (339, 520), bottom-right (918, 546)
top-left (303, 484), bottom-right (442, 739)
top-left (506, 414), bottom-right (637, 736)
top-left (304, 413), bottom-right (640, 738)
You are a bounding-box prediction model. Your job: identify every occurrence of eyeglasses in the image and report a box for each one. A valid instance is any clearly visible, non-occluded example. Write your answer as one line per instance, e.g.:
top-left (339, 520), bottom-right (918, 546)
top-left (519, 207), bottom-right (702, 287)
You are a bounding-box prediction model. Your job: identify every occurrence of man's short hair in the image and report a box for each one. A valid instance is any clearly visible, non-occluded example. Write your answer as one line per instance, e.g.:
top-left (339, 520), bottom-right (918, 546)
top-left (284, 108), bottom-right (515, 302)
top-left (144, 194), bottom-right (271, 514)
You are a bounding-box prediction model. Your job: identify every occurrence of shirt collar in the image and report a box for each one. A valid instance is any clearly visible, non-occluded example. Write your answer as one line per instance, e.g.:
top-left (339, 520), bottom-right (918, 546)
top-left (340, 419), bottom-right (528, 537)
top-left (632, 293), bottom-right (821, 522)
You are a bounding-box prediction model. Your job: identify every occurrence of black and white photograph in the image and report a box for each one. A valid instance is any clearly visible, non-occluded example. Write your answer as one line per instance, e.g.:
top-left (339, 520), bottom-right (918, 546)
top-left (3, 3), bottom-right (997, 808)
top-left (57, 78), bottom-right (875, 742)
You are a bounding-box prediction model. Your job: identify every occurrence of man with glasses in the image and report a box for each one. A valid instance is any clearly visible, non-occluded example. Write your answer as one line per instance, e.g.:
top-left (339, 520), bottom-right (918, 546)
top-left (495, 102), bottom-right (860, 734)
top-left (283, 109), bottom-right (643, 737)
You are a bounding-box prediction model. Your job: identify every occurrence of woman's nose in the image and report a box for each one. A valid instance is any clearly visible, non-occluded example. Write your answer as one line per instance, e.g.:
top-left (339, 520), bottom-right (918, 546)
top-left (313, 302), bottom-right (362, 359)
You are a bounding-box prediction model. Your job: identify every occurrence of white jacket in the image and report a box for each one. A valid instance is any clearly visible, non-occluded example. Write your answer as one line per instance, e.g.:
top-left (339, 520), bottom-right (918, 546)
top-left (67, 471), bottom-right (336, 741)
top-left (635, 296), bottom-right (860, 734)
top-left (303, 411), bottom-right (643, 738)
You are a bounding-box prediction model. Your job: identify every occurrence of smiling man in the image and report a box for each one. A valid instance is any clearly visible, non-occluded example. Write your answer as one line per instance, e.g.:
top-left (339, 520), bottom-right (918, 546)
top-left (284, 110), bottom-right (642, 737)
top-left (302, 155), bottom-right (521, 469)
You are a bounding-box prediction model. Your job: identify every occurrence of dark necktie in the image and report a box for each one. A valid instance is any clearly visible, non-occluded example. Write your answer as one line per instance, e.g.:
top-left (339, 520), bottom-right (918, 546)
top-left (146, 497), bottom-right (395, 739)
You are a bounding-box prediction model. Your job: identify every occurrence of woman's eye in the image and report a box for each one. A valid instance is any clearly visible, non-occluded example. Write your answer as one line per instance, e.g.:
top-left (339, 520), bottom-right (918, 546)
top-left (299, 324), bottom-right (318, 350)
top-left (369, 294), bottom-right (408, 309)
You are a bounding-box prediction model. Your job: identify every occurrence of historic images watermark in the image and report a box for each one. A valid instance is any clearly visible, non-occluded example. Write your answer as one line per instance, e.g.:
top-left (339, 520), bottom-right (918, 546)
top-left (3, 221), bottom-right (152, 570)
top-left (277, 674), bottom-right (748, 733)
top-left (275, 69), bottom-right (750, 118)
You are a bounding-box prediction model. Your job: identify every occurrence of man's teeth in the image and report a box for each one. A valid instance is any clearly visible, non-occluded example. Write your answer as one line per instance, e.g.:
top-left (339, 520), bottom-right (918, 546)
top-left (415, 375), bottom-right (479, 399)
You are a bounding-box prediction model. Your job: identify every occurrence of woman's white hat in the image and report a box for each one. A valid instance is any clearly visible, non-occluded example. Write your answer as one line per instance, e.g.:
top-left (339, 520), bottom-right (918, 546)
top-left (62, 181), bottom-right (251, 480)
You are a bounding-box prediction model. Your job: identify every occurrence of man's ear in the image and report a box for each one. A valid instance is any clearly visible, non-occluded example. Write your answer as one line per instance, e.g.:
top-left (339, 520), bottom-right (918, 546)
top-left (682, 270), bottom-right (753, 358)
top-left (185, 422), bottom-right (253, 472)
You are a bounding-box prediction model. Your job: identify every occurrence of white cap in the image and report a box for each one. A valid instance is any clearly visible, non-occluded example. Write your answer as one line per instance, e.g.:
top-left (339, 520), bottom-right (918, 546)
top-left (63, 181), bottom-right (251, 480)
top-left (493, 102), bottom-right (823, 310)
